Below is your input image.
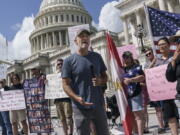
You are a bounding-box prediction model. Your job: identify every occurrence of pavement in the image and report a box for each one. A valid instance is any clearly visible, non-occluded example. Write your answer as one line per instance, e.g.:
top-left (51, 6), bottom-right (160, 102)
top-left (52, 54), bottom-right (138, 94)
top-left (32, 110), bottom-right (179, 135)
top-left (1, 100), bottom-right (180, 135)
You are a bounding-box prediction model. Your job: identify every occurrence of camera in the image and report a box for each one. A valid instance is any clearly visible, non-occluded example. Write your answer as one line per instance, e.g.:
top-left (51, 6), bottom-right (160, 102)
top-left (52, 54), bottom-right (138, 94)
top-left (106, 95), bottom-right (120, 125)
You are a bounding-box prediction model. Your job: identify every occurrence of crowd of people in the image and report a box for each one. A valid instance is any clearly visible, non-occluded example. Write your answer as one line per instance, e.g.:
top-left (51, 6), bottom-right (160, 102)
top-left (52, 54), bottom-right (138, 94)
top-left (0, 28), bottom-right (180, 135)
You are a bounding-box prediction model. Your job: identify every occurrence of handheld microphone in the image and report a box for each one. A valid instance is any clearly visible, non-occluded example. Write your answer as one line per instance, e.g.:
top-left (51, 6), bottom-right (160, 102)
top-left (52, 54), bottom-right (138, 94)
top-left (90, 65), bottom-right (95, 78)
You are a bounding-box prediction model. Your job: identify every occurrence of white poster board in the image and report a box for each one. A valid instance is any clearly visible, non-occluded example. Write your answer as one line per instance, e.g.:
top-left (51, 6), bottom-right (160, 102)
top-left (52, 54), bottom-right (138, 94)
top-left (0, 64), bottom-right (7, 79)
top-left (68, 24), bottom-right (90, 54)
top-left (0, 90), bottom-right (26, 111)
top-left (45, 74), bottom-right (68, 99)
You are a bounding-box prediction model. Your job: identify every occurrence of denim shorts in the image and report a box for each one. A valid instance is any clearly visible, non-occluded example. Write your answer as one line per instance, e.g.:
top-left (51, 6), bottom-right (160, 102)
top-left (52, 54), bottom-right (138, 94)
top-left (128, 93), bottom-right (143, 112)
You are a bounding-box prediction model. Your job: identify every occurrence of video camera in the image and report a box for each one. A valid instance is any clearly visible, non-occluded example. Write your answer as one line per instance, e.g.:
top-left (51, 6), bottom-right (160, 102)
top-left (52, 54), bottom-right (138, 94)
top-left (106, 95), bottom-right (120, 125)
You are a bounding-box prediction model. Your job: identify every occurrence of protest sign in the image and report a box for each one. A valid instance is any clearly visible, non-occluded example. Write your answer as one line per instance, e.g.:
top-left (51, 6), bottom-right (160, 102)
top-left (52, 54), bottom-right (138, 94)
top-left (45, 74), bottom-right (68, 99)
top-left (145, 64), bottom-right (177, 101)
top-left (117, 45), bottom-right (138, 63)
top-left (0, 64), bottom-right (7, 79)
top-left (0, 90), bottom-right (26, 111)
top-left (23, 78), bottom-right (53, 133)
top-left (68, 24), bottom-right (90, 53)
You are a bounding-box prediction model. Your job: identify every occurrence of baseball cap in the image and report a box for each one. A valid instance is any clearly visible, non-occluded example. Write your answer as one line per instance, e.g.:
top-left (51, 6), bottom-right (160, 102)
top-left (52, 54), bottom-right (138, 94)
top-left (122, 51), bottom-right (133, 59)
top-left (75, 29), bottom-right (91, 39)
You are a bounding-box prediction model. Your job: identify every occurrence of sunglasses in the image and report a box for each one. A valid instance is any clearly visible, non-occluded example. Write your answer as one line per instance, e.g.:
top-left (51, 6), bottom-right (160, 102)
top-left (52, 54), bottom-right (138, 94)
top-left (175, 38), bottom-right (180, 44)
top-left (145, 52), bottom-right (152, 57)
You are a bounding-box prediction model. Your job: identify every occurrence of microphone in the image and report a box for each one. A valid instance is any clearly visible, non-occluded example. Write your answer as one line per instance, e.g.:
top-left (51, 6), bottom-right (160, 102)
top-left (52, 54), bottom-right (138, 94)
top-left (90, 65), bottom-right (95, 78)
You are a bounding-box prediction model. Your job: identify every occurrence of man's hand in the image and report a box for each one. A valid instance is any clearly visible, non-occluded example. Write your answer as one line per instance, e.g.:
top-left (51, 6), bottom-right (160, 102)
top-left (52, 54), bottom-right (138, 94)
top-left (76, 96), bottom-right (93, 106)
top-left (123, 78), bottom-right (132, 85)
top-left (92, 77), bottom-right (103, 86)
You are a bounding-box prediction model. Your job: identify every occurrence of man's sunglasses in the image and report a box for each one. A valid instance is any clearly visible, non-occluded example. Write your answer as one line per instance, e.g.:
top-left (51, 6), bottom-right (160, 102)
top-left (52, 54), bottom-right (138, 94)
top-left (175, 38), bottom-right (180, 44)
top-left (145, 52), bottom-right (152, 57)
top-left (57, 63), bottom-right (63, 66)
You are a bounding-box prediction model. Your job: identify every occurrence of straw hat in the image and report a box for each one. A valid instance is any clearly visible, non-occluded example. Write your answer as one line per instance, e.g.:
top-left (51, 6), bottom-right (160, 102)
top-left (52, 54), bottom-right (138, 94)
top-left (169, 30), bottom-right (180, 42)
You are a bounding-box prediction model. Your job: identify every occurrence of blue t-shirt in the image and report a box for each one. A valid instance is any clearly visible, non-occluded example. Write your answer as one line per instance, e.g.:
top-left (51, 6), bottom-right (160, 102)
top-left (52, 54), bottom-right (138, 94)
top-left (61, 51), bottom-right (107, 109)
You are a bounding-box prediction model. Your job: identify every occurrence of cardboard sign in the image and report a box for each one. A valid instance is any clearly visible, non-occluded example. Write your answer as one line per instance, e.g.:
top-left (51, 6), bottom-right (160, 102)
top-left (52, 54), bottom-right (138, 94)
top-left (0, 90), bottom-right (26, 111)
top-left (45, 74), bottom-right (68, 99)
top-left (23, 79), bottom-right (53, 133)
top-left (68, 24), bottom-right (90, 54)
top-left (117, 45), bottom-right (138, 64)
top-left (145, 64), bottom-right (177, 101)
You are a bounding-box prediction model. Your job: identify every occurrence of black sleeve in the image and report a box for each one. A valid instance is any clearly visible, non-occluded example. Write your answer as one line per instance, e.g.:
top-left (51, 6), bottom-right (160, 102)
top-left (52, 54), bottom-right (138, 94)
top-left (166, 63), bottom-right (177, 82)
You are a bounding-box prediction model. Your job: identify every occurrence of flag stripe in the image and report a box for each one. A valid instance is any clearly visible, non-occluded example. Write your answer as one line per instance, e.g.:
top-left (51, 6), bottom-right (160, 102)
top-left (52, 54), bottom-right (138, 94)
top-left (106, 33), bottom-right (133, 135)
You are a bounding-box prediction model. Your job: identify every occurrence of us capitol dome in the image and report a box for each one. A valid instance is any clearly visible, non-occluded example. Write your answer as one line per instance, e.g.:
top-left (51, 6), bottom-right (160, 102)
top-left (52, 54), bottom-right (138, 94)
top-left (30, 0), bottom-right (93, 54)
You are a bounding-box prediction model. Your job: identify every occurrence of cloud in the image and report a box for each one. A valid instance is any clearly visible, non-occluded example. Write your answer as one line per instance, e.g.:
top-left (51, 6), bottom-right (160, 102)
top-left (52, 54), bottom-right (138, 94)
top-left (98, 1), bottom-right (123, 33)
top-left (92, 20), bottom-right (99, 30)
top-left (0, 33), bottom-right (8, 60)
top-left (11, 15), bottom-right (35, 60)
top-left (0, 33), bottom-right (6, 46)
top-left (11, 23), bottom-right (22, 31)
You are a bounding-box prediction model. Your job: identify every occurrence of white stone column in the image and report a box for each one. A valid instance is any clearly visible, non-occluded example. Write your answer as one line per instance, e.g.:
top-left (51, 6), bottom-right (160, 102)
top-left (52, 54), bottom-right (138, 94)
top-left (167, 0), bottom-right (174, 12)
top-left (21, 72), bottom-right (24, 81)
top-left (49, 33), bottom-right (52, 47)
top-left (158, 0), bottom-right (166, 10)
top-left (52, 32), bottom-right (56, 46)
top-left (25, 70), bottom-right (28, 79)
top-left (37, 36), bottom-right (40, 51)
top-left (31, 40), bottom-right (34, 54)
top-left (29, 70), bottom-right (32, 79)
top-left (135, 10), bottom-right (142, 25)
top-left (122, 17), bottom-right (129, 45)
top-left (53, 15), bottom-right (56, 23)
top-left (59, 31), bottom-right (62, 46)
top-left (43, 17), bottom-right (46, 26)
top-left (48, 16), bottom-right (51, 24)
top-left (7, 74), bottom-right (10, 86)
top-left (36, 38), bottom-right (38, 51)
top-left (46, 33), bottom-right (49, 49)
top-left (34, 39), bottom-right (36, 52)
top-left (66, 31), bottom-right (69, 45)
top-left (41, 35), bottom-right (43, 50)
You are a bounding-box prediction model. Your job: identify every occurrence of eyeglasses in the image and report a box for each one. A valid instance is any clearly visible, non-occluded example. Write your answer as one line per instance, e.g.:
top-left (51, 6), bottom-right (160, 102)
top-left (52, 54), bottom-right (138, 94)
top-left (145, 52), bottom-right (152, 57)
top-left (175, 38), bottom-right (180, 44)
top-left (57, 63), bottom-right (63, 66)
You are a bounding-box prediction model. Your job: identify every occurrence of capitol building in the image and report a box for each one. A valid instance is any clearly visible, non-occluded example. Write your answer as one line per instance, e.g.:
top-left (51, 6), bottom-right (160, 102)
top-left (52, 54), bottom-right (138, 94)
top-left (6, 0), bottom-right (180, 87)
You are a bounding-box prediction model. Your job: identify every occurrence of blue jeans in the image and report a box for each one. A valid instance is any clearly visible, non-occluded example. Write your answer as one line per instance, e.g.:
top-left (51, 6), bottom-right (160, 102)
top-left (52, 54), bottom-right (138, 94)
top-left (0, 111), bottom-right (13, 135)
top-left (0, 113), bottom-right (7, 135)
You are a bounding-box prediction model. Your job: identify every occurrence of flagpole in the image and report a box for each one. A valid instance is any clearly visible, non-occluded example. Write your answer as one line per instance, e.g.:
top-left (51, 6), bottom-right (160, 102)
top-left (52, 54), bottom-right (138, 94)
top-left (143, 3), bottom-right (156, 55)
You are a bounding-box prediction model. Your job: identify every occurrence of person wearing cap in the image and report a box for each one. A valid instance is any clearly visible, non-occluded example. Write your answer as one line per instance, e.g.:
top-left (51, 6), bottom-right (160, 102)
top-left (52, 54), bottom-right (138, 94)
top-left (54, 58), bottom-right (73, 135)
top-left (122, 51), bottom-right (145, 135)
top-left (61, 29), bottom-right (109, 135)
top-left (0, 80), bottom-right (13, 135)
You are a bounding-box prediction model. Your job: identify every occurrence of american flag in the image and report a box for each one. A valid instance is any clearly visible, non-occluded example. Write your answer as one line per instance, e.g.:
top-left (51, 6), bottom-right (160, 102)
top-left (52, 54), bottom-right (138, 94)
top-left (146, 6), bottom-right (180, 54)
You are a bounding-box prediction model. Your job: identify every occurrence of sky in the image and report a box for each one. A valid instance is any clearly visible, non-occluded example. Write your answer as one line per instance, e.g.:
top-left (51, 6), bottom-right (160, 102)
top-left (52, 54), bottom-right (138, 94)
top-left (0, 0), bottom-right (123, 60)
